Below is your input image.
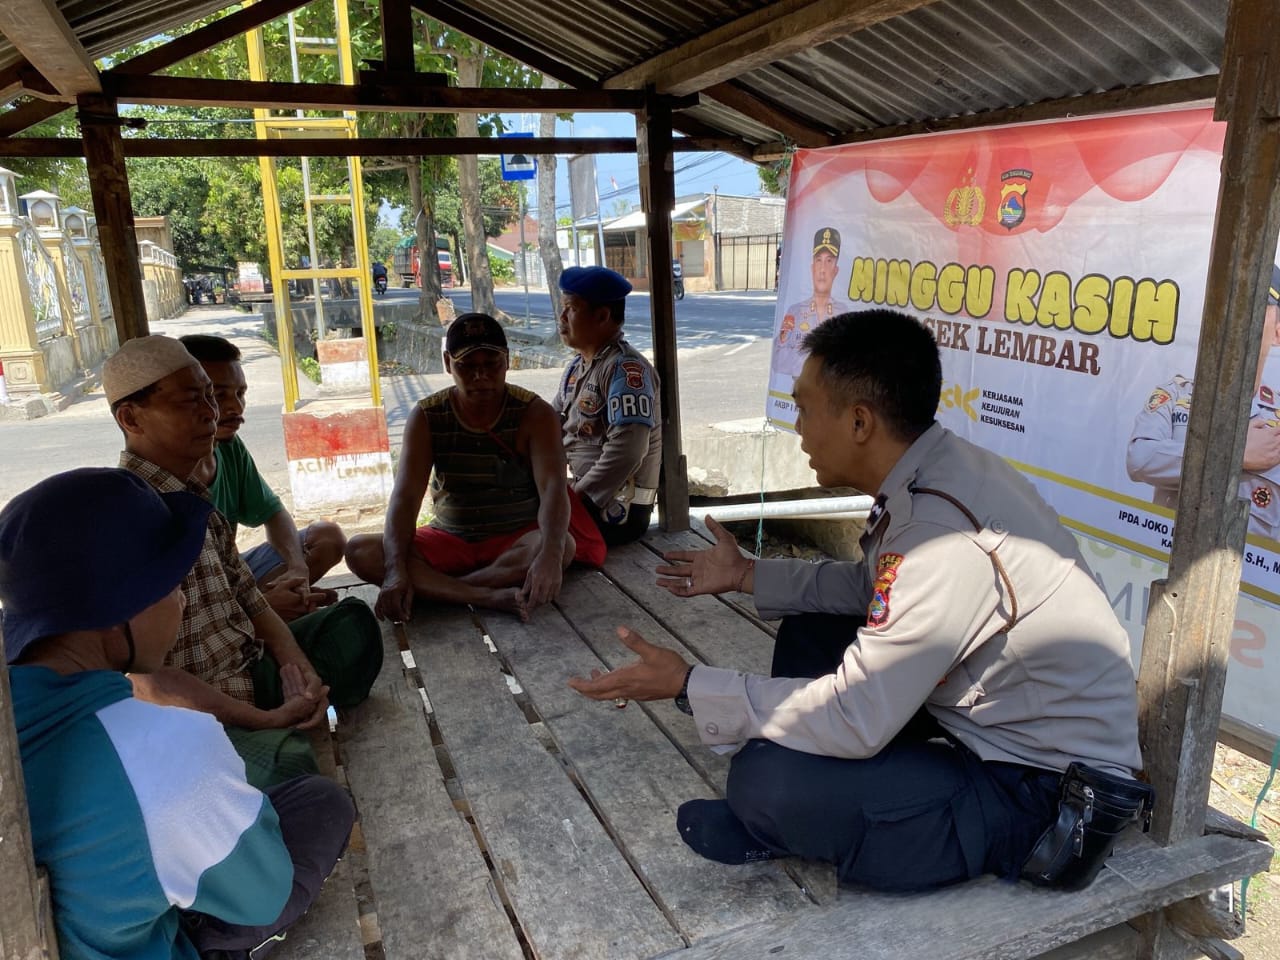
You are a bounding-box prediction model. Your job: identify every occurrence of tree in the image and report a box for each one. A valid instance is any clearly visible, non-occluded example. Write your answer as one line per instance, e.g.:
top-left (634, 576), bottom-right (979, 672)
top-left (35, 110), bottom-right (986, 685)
top-left (758, 152), bottom-right (793, 197)
top-left (536, 74), bottom-right (566, 319)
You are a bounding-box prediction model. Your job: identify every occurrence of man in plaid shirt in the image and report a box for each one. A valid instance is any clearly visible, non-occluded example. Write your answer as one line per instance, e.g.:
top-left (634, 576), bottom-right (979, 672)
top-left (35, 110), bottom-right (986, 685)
top-left (104, 335), bottom-right (381, 786)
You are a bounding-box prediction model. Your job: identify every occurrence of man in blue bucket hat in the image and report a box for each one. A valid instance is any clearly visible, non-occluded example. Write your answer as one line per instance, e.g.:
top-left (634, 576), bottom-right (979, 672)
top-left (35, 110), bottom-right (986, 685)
top-left (2, 468), bottom-right (354, 959)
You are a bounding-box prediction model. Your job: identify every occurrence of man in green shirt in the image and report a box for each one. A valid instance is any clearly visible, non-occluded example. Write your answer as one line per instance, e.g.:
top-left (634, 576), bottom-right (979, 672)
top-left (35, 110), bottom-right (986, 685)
top-left (181, 335), bottom-right (346, 622)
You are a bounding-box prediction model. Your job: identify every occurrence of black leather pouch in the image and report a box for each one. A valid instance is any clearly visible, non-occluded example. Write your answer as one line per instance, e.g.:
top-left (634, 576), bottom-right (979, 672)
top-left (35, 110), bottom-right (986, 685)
top-left (1020, 762), bottom-right (1155, 891)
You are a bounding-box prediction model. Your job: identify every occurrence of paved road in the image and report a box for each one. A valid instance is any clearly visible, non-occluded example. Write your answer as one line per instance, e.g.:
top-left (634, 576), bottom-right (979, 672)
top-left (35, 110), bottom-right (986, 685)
top-left (389, 285), bottom-right (782, 352)
top-left (0, 295), bottom-right (778, 514)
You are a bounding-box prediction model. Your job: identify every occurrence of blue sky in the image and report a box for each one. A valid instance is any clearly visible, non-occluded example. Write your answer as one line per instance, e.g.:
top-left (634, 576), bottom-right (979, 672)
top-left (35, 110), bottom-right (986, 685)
top-left (378, 112), bottom-right (766, 228)
top-left (515, 112), bottom-right (766, 220)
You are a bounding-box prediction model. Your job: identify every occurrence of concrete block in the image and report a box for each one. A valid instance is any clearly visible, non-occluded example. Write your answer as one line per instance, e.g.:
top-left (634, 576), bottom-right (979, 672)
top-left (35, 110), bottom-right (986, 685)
top-left (282, 401), bottom-right (393, 517)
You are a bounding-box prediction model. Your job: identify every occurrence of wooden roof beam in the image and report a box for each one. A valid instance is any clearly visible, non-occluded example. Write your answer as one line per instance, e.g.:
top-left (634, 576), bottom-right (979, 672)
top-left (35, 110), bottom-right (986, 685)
top-left (0, 134), bottom-right (736, 158)
top-left (110, 0), bottom-right (313, 77)
top-left (0, 0), bottom-right (314, 136)
top-left (604, 0), bottom-right (937, 96)
top-left (0, 60), bottom-right (59, 106)
top-left (704, 81), bottom-right (832, 147)
top-left (101, 74), bottom-right (656, 112)
top-left (0, 0), bottom-right (100, 99)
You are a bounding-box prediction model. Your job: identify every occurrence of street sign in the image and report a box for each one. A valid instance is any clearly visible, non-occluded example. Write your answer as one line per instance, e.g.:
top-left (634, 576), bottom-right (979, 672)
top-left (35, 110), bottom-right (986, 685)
top-left (500, 132), bottom-right (537, 181)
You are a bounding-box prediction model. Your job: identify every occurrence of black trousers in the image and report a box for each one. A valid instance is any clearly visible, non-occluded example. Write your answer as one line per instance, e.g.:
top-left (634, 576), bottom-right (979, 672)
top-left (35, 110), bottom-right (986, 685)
top-left (182, 775), bottom-right (356, 959)
top-left (726, 613), bottom-right (1061, 892)
top-left (582, 497), bottom-right (653, 547)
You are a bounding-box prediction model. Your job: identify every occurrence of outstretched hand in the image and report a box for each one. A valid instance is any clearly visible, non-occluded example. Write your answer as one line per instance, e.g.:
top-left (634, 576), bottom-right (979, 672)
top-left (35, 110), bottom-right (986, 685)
top-left (655, 516), bottom-right (753, 597)
top-left (568, 627), bottom-right (691, 702)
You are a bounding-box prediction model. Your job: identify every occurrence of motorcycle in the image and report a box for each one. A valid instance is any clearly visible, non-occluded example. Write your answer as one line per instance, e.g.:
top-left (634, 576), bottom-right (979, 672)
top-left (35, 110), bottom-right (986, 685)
top-left (373, 273), bottom-right (388, 296)
top-left (672, 259), bottom-right (685, 301)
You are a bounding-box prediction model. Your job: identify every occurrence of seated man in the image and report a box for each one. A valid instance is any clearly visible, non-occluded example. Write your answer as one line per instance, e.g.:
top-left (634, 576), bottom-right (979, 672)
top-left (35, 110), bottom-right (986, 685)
top-left (103, 335), bottom-right (382, 788)
top-left (2, 467), bottom-right (355, 960)
top-left (180, 333), bottom-right (346, 622)
top-left (571, 309), bottom-right (1151, 893)
top-left (555, 266), bottom-right (662, 545)
top-left (346, 313), bottom-right (606, 622)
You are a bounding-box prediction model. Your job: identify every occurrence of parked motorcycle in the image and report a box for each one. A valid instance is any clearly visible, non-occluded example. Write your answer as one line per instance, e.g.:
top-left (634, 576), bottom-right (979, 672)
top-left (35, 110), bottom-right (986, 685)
top-left (672, 258), bottom-right (685, 301)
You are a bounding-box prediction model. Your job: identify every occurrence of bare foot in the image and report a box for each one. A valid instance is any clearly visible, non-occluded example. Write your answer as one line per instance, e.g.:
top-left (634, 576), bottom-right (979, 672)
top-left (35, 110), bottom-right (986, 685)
top-left (489, 587), bottom-right (530, 622)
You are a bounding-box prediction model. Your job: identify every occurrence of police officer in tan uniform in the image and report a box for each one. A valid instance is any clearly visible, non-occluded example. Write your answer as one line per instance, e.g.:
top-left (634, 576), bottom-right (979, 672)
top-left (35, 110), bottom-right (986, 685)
top-left (554, 266), bottom-right (662, 545)
top-left (773, 227), bottom-right (853, 380)
top-left (570, 309), bottom-right (1149, 893)
top-left (1128, 268), bottom-right (1280, 539)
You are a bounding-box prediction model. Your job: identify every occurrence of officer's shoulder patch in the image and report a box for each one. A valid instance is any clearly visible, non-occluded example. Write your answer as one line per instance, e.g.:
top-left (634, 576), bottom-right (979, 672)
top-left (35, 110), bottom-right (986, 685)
top-left (1146, 387), bottom-right (1172, 411)
top-left (867, 553), bottom-right (904, 627)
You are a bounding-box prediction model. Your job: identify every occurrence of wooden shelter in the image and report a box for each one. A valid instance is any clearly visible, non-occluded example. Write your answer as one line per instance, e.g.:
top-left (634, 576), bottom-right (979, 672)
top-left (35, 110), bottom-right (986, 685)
top-left (0, 1), bottom-right (1277, 958)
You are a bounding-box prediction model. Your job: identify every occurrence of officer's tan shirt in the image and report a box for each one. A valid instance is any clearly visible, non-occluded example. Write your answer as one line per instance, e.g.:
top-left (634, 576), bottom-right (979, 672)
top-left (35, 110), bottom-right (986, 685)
top-left (1127, 376), bottom-right (1280, 535)
top-left (687, 423), bottom-right (1143, 778)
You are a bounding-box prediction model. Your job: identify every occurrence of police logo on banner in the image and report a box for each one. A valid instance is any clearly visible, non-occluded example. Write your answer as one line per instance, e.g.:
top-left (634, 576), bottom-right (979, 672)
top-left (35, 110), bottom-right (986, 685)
top-left (998, 169), bottom-right (1032, 230)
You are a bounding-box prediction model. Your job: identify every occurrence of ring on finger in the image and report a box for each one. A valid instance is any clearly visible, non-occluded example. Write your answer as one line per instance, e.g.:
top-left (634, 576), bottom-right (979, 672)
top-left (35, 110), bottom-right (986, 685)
top-left (613, 698), bottom-right (629, 709)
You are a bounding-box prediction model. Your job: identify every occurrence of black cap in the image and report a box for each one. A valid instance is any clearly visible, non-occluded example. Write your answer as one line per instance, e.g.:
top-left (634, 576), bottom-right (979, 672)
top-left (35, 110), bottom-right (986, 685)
top-left (445, 313), bottom-right (508, 359)
top-left (813, 227), bottom-right (841, 258)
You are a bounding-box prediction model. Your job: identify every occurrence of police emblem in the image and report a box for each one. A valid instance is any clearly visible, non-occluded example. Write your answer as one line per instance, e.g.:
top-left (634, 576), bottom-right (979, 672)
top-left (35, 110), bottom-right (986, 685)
top-left (1146, 387), bottom-right (1172, 411)
top-left (998, 169), bottom-right (1032, 230)
top-left (867, 553), bottom-right (904, 627)
top-left (621, 360), bottom-right (645, 389)
top-left (944, 170), bottom-right (986, 227)
top-left (1253, 486), bottom-right (1273, 509)
top-left (578, 395), bottom-right (599, 414)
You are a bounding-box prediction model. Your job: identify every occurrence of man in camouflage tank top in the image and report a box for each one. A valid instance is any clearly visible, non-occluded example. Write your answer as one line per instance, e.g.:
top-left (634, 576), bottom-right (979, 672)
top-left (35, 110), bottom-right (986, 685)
top-left (346, 314), bottom-right (606, 621)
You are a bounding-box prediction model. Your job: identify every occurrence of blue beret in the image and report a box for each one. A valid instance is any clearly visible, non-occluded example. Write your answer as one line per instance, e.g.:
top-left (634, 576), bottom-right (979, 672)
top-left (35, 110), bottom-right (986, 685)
top-left (559, 266), bottom-right (632, 303)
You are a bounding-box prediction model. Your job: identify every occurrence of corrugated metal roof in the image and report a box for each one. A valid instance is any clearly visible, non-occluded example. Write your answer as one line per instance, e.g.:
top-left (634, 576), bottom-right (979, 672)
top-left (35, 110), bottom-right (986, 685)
top-left (0, 0), bottom-right (1230, 150)
top-left (0, 0), bottom-right (237, 74)
top-left (730, 0), bottom-right (1227, 136)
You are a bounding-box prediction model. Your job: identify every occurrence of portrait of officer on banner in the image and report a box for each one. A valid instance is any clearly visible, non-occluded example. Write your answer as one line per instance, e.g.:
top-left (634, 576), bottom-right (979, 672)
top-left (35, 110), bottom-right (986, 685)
top-left (1127, 263), bottom-right (1280, 540)
top-left (771, 227), bottom-right (853, 387)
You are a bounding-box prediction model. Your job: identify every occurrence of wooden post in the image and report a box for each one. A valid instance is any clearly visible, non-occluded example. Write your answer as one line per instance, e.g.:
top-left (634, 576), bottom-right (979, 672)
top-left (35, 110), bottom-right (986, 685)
top-left (637, 91), bottom-right (689, 531)
top-left (1136, 0), bottom-right (1280, 954)
top-left (0, 656), bottom-right (53, 959)
top-left (379, 0), bottom-right (414, 74)
top-left (78, 94), bottom-right (147, 344)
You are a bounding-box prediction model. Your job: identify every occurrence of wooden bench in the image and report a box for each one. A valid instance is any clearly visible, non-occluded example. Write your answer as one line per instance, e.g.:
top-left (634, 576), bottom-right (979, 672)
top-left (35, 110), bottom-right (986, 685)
top-left (277, 531), bottom-right (1273, 960)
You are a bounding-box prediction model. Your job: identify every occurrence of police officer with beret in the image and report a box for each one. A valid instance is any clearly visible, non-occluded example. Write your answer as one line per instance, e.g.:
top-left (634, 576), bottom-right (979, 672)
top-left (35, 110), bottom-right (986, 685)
top-left (773, 227), bottom-right (853, 381)
top-left (555, 266), bottom-right (662, 545)
top-left (1128, 265), bottom-right (1280, 539)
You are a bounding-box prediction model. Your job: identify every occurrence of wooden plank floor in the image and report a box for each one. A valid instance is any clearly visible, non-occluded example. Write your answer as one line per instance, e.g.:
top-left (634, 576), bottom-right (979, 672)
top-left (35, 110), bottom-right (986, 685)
top-left (275, 536), bottom-right (1271, 960)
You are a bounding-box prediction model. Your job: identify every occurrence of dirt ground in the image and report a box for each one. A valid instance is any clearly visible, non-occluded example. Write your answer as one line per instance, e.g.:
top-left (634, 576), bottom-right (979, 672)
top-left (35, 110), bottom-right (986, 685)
top-left (1210, 743), bottom-right (1280, 957)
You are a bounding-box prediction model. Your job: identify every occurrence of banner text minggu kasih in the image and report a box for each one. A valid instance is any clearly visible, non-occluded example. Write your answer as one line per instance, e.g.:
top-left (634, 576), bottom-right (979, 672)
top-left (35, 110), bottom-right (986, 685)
top-left (846, 256), bottom-right (1182, 377)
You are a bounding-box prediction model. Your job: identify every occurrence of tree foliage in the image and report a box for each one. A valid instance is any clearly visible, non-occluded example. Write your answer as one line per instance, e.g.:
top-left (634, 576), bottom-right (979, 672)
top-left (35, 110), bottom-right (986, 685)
top-left (5, 2), bottom-right (544, 302)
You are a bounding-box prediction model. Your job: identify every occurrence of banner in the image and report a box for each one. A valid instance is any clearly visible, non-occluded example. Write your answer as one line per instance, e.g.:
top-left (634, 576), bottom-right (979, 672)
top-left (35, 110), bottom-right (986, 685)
top-left (767, 108), bottom-right (1279, 739)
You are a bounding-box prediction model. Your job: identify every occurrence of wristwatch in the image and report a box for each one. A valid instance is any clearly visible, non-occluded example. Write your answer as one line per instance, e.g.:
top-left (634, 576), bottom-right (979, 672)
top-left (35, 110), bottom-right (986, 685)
top-left (673, 665), bottom-right (695, 715)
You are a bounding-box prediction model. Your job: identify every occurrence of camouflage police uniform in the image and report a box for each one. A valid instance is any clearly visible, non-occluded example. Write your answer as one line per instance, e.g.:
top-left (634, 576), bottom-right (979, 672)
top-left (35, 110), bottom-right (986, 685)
top-left (554, 337), bottom-right (662, 535)
top-left (1127, 375), bottom-right (1280, 538)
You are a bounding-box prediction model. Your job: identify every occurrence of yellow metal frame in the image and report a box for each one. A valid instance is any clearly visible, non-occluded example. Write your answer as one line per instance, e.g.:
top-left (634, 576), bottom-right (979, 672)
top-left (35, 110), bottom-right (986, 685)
top-left (245, 0), bottom-right (381, 411)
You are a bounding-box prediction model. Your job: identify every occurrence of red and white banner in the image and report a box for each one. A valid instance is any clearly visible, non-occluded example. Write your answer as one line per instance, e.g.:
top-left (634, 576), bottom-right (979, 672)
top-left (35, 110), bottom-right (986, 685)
top-left (768, 107), bottom-right (1280, 739)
